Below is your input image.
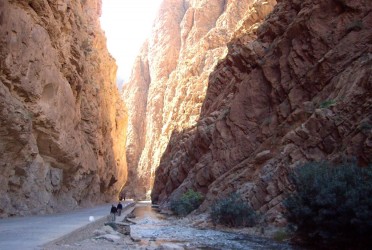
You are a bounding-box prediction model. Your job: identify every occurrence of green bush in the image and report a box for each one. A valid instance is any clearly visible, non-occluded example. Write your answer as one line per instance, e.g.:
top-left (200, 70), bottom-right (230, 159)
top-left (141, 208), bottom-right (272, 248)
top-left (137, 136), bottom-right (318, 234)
top-left (284, 161), bottom-right (372, 248)
top-left (170, 189), bottom-right (203, 216)
top-left (273, 229), bottom-right (291, 242)
top-left (319, 99), bottom-right (336, 109)
top-left (211, 193), bottom-right (258, 227)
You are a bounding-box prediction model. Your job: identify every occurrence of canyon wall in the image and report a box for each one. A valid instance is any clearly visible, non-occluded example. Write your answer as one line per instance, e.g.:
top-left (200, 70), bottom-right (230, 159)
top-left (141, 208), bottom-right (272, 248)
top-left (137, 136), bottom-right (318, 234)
top-left (123, 0), bottom-right (276, 199)
top-left (152, 0), bottom-right (372, 224)
top-left (0, 0), bottom-right (127, 217)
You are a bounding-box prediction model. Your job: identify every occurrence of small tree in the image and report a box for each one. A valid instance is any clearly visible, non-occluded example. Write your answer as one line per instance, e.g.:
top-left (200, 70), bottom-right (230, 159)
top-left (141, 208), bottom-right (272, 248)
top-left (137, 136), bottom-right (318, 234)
top-left (211, 193), bottom-right (258, 227)
top-left (284, 161), bottom-right (372, 248)
top-left (170, 189), bottom-right (203, 216)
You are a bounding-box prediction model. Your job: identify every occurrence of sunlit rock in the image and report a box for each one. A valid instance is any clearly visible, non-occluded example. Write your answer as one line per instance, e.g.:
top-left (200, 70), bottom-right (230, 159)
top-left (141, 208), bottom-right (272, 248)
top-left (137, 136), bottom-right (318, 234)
top-left (124, 0), bottom-right (371, 224)
top-left (123, 0), bottom-right (276, 200)
top-left (0, 0), bottom-right (127, 217)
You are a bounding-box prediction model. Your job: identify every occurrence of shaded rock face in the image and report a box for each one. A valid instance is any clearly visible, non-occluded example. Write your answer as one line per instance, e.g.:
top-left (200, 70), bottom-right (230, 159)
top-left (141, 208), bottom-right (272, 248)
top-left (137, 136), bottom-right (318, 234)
top-left (0, 0), bottom-right (127, 217)
top-left (151, 0), bottom-right (372, 223)
top-left (123, 0), bottom-right (275, 199)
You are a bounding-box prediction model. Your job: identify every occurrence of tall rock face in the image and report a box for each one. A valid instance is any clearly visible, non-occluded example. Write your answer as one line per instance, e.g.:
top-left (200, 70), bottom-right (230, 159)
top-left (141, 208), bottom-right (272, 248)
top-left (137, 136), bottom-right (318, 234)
top-left (0, 0), bottom-right (127, 217)
top-left (123, 0), bottom-right (275, 199)
top-left (152, 0), bottom-right (372, 224)
top-left (122, 41), bottom-right (150, 198)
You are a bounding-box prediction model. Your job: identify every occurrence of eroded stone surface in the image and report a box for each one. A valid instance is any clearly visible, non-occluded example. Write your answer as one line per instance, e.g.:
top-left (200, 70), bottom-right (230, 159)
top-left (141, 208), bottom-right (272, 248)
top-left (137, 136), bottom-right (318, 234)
top-left (0, 0), bottom-right (127, 217)
top-left (151, 0), bottom-right (372, 223)
top-left (123, 0), bottom-right (276, 200)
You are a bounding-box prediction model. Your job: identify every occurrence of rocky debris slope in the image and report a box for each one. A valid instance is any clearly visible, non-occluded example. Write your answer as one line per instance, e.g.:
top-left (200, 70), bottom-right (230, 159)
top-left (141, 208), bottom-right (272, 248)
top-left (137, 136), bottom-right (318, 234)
top-left (0, 0), bottom-right (127, 217)
top-left (123, 0), bottom-right (276, 199)
top-left (152, 0), bottom-right (372, 224)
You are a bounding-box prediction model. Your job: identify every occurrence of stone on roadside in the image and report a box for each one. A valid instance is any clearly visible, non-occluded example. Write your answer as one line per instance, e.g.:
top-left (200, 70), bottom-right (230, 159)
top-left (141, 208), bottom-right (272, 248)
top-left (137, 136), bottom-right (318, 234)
top-left (131, 236), bottom-right (141, 242)
top-left (93, 229), bottom-right (105, 236)
top-left (102, 225), bottom-right (116, 234)
top-left (94, 234), bottom-right (121, 242)
top-left (158, 243), bottom-right (185, 250)
top-left (125, 218), bottom-right (137, 224)
top-left (116, 223), bottom-right (131, 235)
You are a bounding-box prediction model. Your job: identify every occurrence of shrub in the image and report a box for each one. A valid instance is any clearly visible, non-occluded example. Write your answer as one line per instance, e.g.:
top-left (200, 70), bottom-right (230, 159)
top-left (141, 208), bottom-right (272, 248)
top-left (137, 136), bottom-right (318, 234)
top-left (284, 161), bottom-right (372, 248)
top-left (359, 121), bottom-right (372, 132)
top-left (170, 189), bottom-right (203, 216)
top-left (319, 99), bottom-right (336, 109)
top-left (211, 193), bottom-right (258, 227)
top-left (273, 229), bottom-right (291, 242)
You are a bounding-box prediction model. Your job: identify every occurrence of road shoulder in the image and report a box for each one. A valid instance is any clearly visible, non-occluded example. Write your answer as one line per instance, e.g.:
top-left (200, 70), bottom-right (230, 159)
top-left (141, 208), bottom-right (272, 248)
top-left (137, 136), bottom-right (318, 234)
top-left (41, 202), bottom-right (135, 250)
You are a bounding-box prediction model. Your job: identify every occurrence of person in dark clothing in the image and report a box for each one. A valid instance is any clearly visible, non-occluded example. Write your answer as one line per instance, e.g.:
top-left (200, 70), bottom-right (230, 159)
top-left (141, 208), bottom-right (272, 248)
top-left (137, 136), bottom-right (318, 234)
top-left (119, 193), bottom-right (126, 201)
top-left (110, 205), bottom-right (117, 222)
top-left (117, 202), bottom-right (123, 216)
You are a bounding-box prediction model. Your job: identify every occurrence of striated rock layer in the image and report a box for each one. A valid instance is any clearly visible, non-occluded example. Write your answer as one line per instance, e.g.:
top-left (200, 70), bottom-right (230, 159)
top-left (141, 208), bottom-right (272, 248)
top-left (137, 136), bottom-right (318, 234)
top-left (0, 0), bottom-right (127, 217)
top-left (151, 0), bottom-right (372, 223)
top-left (123, 0), bottom-right (275, 199)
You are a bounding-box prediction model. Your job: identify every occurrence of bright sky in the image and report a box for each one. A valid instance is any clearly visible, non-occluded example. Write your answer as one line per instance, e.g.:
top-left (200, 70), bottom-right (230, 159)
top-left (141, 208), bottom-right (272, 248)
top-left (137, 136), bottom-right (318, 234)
top-left (100, 0), bottom-right (163, 83)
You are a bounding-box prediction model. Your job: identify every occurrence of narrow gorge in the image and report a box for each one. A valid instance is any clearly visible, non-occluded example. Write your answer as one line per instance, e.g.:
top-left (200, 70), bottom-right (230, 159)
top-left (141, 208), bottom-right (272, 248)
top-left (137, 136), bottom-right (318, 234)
top-left (1, 0), bottom-right (371, 230)
top-left (123, 0), bottom-right (276, 200)
top-left (124, 0), bottom-right (372, 224)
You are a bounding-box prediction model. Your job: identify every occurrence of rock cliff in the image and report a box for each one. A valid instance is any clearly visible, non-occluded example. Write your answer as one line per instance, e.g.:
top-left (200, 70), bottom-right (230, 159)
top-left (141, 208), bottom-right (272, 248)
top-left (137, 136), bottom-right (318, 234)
top-left (151, 0), bottom-right (372, 224)
top-left (123, 0), bottom-right (276, 199)
top-left (0, 0), bottom-right (127, 217)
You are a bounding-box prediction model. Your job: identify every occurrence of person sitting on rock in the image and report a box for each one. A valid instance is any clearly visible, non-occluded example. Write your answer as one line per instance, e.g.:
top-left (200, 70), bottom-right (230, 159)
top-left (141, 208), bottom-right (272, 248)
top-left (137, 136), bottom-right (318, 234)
top-left (117, 202), bottom-right (123, 216)
top-left (110, 205), bottom-right (117, 222)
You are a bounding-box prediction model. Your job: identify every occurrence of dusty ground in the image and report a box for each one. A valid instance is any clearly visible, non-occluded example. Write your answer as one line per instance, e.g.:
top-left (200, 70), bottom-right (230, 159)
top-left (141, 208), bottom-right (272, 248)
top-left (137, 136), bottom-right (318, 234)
top-left (42, 204), bottom-right (187, 250)
top-left (42, 203), bottom-right (295, 250)
top-left (41, 204), bottom-right (138, 250)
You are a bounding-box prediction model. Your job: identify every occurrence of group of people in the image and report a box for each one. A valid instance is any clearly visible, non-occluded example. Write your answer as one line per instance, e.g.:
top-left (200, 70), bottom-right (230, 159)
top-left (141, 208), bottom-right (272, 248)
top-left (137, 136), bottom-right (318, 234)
top-left (109, 201), bottom-right (123, 222)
